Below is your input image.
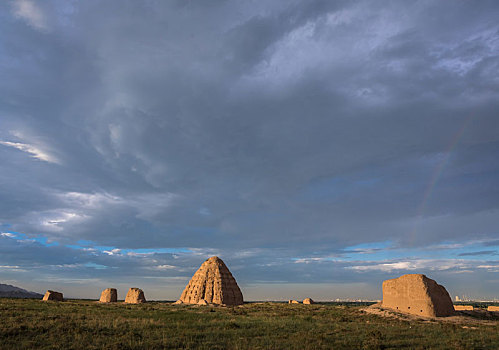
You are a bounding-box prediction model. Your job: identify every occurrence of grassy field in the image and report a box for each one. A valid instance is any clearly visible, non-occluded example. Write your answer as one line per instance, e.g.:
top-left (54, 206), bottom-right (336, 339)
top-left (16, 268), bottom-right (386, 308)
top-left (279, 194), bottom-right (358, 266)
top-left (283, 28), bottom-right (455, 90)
top-left (1, 299), bottom-right (499, 349)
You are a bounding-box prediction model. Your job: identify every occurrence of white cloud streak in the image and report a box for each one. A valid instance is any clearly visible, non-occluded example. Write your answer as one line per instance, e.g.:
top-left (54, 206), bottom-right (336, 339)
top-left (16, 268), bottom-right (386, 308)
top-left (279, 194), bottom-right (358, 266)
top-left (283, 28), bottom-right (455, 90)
top-left (1, 232), bottom-right (16, 238)
top-left (346, 259), bottom-right (477, 272)
top-left (0, 141), bottom-right (58, 163)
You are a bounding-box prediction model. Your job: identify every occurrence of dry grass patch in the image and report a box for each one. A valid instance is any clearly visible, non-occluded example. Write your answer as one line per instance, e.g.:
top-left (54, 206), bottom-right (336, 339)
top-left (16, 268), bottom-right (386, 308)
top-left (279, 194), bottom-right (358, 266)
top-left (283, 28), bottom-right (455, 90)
top-left (0, 299), bottom-right (498, 349)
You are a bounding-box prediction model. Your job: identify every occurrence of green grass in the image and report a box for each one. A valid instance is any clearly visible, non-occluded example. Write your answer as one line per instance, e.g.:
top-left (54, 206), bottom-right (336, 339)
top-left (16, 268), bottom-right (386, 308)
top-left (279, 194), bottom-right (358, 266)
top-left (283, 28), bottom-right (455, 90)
top-left (1, 299), bottom-right (498, 349)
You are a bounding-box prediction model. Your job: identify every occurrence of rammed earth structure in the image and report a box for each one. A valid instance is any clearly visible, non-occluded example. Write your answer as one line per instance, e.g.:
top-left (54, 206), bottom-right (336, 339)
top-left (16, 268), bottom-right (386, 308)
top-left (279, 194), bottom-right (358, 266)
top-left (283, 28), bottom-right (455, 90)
top-left (178, 256), bottom-right (243, 306)
top-left (382, 274), bottom-right (454, 317)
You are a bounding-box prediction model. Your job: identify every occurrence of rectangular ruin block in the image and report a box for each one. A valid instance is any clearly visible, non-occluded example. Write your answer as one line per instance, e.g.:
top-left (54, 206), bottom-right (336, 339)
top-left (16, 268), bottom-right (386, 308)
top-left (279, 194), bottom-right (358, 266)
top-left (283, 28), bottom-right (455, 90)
top-left (382, 274), bottom-right (454, 317)
top-left (42, 290), bottom-right (63, 301)
top-left (124, 288), bottom-right (146, 304)
top-left (454, 305), bottom-right (473, 311)
top-left (99, 288), bottom-right (118, 303)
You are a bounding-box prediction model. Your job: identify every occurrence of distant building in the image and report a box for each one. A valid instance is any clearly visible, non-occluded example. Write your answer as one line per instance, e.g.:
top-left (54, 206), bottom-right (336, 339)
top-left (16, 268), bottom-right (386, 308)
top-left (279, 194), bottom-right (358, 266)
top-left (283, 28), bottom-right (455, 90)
top-left (455, 296), bottom-right (461, 302)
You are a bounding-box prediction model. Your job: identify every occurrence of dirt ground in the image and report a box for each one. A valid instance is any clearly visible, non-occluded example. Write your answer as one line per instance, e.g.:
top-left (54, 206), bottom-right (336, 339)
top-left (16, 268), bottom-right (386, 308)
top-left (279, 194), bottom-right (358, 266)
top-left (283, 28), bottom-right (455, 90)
top-left (362, 303), bottom-right (499, 327)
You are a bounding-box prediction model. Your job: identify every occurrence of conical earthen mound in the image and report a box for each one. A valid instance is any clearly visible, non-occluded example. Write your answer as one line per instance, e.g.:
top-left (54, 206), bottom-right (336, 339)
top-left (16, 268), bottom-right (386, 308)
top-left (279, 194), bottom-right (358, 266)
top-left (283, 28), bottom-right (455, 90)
top-left (179, 256), bottom-right (243, 306)
top-left (303, 298), bottom-right (314, 304)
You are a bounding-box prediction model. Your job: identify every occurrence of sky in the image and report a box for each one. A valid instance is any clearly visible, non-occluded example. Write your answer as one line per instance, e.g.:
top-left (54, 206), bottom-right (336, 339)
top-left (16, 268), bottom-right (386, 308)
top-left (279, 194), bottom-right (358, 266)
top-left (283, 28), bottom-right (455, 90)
top-left (0, 0), bottom-right (498, 301)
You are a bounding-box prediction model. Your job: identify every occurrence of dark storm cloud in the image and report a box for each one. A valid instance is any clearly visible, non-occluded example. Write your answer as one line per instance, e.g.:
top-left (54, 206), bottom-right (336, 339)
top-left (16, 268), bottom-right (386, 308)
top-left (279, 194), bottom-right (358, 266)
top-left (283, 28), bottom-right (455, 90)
top-left (1, 0), bottom-right (499, 298)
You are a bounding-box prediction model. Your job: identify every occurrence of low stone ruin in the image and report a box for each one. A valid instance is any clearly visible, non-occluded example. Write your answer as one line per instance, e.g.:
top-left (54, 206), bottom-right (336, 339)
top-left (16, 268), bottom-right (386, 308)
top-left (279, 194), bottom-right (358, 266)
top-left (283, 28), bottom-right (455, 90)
top-left (179, 256), bottom-right (243, 306)
top-left (303, 298), bottom-right (315, 304)
top-left (288, 300), bottom-right (299, 304)
top-left (454, 305), bottom-right (473, 311)
top-left (488, 306), bottom-right (499, 312)
top-left (43, 290), bottom-right (63, 301)
top-left (124, 288), bottom-right (146, 304)
top-left (382, 274), bottom-right (454, 317)
top-left (99, 288), bottom-right (117, 303)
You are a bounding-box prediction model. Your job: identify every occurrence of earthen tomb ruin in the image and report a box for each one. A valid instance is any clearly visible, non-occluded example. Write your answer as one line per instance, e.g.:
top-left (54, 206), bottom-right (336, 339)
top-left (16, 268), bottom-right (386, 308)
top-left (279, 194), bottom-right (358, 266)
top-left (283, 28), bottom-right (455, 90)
top-left (303, 298), bottom-right (315, 304)
top-left (178, 256), bottom-right (243, 306)
top-left (454, 305), bottom-right (473, 311)
top-left (99, 288), bottom-right (117, 303)
top-left (43, 290), bottom-right (63, 301)
top-left (382, 274), bottom-right (454, 317)
top-left (125, 288), bottom-right (146, 304)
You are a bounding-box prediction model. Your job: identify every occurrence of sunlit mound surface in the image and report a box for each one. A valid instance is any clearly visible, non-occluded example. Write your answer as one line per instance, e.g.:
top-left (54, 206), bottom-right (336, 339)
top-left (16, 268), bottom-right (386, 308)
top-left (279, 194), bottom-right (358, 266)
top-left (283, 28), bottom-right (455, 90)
top-left (178, 256), bottom-right (243, 306)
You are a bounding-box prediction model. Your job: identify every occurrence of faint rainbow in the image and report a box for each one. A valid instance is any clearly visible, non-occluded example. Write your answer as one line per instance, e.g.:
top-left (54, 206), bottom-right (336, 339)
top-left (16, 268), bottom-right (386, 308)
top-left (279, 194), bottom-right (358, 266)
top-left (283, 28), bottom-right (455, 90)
top-left (410, 114), bottom-right (475, 241)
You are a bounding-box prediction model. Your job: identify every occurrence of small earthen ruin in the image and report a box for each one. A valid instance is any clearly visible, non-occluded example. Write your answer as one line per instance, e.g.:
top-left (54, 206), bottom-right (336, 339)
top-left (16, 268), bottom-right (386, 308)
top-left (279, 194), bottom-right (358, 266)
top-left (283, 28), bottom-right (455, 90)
top-left (488, 306), bottom-right (499, 312)
top-left (178, 256), bottom-right (243, 306)
top-left (124, 288), bottom-right (146, 304)
top-left (454, 305), bottom-right (473, 311)
top-left (289, 299), bottom-right (299, 304)
top-left (382, 274), bottom-right (454, 317)
top-left (303, 298), bottom-right (315, 304)
top-left (99, 288), bottom-right (117, 303)
top-left (43, 290), bottom-right (63, 301)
